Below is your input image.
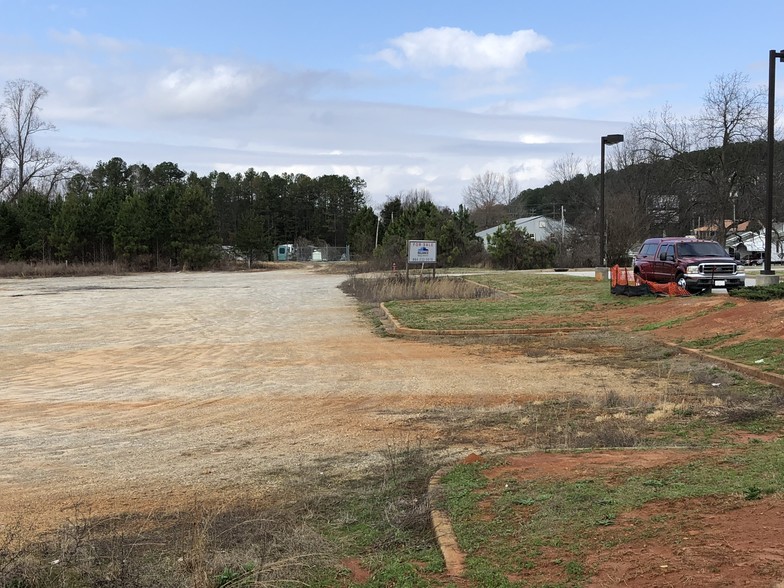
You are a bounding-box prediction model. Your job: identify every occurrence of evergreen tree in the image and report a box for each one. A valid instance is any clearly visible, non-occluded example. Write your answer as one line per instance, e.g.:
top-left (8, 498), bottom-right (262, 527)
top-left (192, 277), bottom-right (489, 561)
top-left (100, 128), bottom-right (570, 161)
top-left (348, 205), bottom-right (378, 257)
top-left (235, 206), bottom-right (271, 264)
top-left (170, 183), bottom-right (218, 269)
top-left (51, 190), bottom-right (90, 261)
top-left (487, 222), bottom-right (555, 269)
top-left (15, 191), bottom-right (53, 261)
top-left (113, 194), bottom-right (152, 261)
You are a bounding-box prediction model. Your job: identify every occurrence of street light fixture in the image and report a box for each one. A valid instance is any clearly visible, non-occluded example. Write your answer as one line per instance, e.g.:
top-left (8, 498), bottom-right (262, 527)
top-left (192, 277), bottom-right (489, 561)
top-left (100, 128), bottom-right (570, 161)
top-left (599, 133), bottom-right (624, 268)
top-left (763, 49), bottom-right (784, 279)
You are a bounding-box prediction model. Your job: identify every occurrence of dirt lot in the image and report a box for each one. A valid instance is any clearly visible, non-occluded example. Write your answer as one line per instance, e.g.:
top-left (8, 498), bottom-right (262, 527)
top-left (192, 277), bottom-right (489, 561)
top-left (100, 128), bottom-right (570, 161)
top-left (1, 269), bottom-right (783, 584)
top-left (1, 269), bottom-right (665, 526)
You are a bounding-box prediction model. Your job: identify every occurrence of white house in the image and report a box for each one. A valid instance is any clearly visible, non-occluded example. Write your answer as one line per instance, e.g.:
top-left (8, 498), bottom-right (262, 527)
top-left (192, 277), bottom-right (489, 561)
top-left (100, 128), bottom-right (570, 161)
top-left (725, 223), bottom-right (784, 265)
top-left (476, 215), bottom-right (567, 249)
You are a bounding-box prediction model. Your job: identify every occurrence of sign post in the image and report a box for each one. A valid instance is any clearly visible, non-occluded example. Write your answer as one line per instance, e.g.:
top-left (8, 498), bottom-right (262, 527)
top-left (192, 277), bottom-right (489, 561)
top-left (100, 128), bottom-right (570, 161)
top-left (407, 240), bottom-right (437, 279)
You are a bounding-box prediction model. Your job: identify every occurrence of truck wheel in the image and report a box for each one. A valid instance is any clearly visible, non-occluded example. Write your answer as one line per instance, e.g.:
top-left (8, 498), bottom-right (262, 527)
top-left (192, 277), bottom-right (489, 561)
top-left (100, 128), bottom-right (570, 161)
top-left (676, 274), bottom-right (687, 290)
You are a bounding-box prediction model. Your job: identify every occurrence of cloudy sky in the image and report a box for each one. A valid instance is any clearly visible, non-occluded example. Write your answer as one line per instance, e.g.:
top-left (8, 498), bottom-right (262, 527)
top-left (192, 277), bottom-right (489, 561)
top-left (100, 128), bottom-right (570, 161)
top-left (3, 0), bottom-right (784, 209)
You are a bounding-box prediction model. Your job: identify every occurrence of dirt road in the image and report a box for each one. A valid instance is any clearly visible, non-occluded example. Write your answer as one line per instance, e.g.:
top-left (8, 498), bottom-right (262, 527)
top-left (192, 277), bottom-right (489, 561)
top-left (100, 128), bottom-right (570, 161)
top-left (1, 269), bottom-right (667, 528)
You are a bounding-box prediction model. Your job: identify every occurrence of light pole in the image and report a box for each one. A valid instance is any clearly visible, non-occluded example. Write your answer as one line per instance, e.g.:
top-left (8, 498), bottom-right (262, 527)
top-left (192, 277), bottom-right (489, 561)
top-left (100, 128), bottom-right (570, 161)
top-left (599, 133), bottom-right (624, 270)
top-left (761, 49), bottom-right (784, 283)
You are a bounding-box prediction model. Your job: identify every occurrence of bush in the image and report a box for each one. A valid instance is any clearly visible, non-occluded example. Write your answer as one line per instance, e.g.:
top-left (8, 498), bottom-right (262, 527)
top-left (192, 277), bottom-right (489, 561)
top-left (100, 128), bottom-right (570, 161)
top-left (486, 222), bottom-right (556, 269)
top-left (728, 282), bottom-right (784, 301)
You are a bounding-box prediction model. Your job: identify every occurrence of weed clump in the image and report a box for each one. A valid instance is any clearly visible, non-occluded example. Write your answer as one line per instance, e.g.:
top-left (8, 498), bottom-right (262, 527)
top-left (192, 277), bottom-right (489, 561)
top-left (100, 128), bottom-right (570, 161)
top-left (339, 275), bottom-right (499, 304)
top-left (0, 501), bottom-right (334, 588)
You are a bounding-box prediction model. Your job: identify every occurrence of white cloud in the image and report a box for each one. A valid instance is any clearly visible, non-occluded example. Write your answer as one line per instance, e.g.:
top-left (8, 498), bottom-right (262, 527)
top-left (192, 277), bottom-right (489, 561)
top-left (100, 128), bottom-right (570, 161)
top-left (146, 64), bottom-right (262, 117)
top-left (519, 133), bottom-right (552, 144)
top-left (4, 25), bottom-right (626, 211)
top-left (49, 29), bottom-right (131, 53)
top-left (487, 77), bottom-right (655, 116)
top-left (375, 27), bottom-right (551, 71)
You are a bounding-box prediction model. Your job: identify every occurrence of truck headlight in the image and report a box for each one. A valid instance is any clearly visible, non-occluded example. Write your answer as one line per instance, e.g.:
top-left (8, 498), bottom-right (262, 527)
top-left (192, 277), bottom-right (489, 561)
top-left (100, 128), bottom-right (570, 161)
top-left (686, 265), bottom-right (699, 274)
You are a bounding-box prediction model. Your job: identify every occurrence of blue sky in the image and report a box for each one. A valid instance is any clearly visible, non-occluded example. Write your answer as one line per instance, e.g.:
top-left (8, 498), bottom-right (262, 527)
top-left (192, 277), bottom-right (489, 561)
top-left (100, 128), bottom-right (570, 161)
top-left (3, 0), bottom-right (784, 210)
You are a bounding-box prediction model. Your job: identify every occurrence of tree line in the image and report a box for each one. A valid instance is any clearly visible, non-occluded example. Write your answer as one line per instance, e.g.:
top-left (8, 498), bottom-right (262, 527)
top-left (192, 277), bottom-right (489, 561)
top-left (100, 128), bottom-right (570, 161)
top-left (4, 71), bottom-right (778, 271)
top-left (462, 72), bottom-right (784, 266)
top-left (0, 156), bottom-right (376, 268)
top-left (0, 78), bottom-right (495, 270)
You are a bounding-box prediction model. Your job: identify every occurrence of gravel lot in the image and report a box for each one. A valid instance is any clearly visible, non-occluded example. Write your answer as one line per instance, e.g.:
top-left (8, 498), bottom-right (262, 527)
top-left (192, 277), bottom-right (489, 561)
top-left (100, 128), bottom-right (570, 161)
top-left (0, 269), bottom-right (655, 528)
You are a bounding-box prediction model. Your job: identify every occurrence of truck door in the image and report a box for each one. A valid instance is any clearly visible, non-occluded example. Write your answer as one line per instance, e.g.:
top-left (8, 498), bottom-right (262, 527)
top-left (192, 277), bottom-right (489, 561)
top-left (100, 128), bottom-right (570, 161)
top-left (655, 243), bottom-right (676, 282)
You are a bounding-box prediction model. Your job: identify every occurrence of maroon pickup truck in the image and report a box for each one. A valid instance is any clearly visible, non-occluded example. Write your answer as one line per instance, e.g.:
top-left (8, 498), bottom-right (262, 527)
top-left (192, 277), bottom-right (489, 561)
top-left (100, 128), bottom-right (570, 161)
top-left (633, 237), bottom-right (745, 293)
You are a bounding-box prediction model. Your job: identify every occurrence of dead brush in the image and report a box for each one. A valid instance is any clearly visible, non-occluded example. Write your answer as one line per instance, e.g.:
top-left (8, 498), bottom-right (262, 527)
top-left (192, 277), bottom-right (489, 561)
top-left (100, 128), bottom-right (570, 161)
top-left (383, 494), bottom-right (432, 538)
top-left (718, 404), bottom-right (774, 424)
top-left (583, 419), bottom-right (641, 448)
top-left (339, 275), bottom-right (499, 303)
top-left (0, 261), bottom-right (127, 278)
top-left (376, 437), bottom-right (437, 547)
top-left (0, 498), bottom-right (335, 588)
top-left (0, 515), bottom-right (36, 585)
top-left (180, 500), bottom-right (334, 587)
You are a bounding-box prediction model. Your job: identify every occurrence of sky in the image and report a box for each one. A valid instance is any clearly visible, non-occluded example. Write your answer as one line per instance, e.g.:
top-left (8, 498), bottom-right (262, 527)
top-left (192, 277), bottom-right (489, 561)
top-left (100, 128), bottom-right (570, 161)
top-left (3, 0), bottom-right (784, 210)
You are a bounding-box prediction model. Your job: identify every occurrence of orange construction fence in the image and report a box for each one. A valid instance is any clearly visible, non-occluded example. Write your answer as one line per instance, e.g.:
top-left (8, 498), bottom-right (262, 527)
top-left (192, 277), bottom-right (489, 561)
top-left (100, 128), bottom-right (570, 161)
top-left (611, 265), bottom-right (690, 297)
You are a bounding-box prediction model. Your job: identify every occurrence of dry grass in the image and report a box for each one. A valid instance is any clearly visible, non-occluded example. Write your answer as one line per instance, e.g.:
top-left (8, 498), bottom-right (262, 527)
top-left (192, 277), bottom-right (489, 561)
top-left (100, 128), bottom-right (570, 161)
top-left (0, 261), bottom-right (128, 279)
top-left (0, 260), bottom-right (297, 279)
top-left (339, 274), bottom-right (500, 303)
top-left (0, 499), bottom-right (335, 587)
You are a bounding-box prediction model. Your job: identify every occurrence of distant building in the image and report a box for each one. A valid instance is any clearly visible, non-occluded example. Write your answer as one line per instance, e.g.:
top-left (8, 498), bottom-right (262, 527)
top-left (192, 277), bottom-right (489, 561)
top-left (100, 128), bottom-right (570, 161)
top-left (693, 220), bottom-right (751, 241)
top-left (648, 194), bottom-right (680, 225)
top-left (476, 215), bottom-right (567, 249)
top-left (724, 222), bottom-right (784, 265)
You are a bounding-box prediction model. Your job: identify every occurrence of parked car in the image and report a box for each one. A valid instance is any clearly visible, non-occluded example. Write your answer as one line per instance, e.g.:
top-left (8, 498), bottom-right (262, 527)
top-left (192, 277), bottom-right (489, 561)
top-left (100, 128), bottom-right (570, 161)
top-left (633, 237), bottom-right (745, 293)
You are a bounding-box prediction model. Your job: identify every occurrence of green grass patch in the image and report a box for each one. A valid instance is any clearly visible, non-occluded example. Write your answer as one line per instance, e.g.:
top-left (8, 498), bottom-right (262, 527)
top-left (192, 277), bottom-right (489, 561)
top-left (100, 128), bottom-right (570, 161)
top-left (681, 331), bottom-right (744, 349)
top-left (710, 338), bottom-right (784, 373)
top-left (384, 274), bottom-right (656, 331)
top-left (442, 440), bottom-right (784, 584)
top-left (636, 316), bottom-right (690, 331)
top-left (636, 301), bottom-right (736, 332)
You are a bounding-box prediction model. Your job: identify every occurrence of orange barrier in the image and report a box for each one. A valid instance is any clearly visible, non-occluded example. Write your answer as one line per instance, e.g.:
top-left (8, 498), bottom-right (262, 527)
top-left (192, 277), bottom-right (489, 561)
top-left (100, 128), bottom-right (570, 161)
top-left (611, 265), bottom-right (690, 297)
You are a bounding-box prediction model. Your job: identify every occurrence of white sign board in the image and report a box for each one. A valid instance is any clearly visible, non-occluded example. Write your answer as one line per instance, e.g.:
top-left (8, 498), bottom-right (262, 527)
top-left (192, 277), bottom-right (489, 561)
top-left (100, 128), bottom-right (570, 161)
top-left (408, 240), bottom-right (437, 263)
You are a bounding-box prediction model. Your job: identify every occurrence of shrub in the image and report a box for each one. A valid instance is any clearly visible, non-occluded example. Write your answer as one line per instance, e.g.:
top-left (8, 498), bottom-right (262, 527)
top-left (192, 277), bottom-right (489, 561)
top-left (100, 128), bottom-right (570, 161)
top-left (728, 282), bottom-right (784, 301)
top-left (486, 222), bottom-right (556, 269)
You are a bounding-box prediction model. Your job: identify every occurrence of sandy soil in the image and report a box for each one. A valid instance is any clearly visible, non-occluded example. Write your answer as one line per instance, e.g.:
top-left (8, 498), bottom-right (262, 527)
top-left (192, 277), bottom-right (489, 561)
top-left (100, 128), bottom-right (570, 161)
top-left (2, 269), bottom-right (782, 586)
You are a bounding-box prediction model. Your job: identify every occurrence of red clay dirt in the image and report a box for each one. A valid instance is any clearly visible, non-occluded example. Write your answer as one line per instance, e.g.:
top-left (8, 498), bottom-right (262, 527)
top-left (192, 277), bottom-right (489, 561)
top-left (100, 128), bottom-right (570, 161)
top-left (471, 450), bottom-right (784, 588)
top-left (425, 293), bottom-right (784, 587)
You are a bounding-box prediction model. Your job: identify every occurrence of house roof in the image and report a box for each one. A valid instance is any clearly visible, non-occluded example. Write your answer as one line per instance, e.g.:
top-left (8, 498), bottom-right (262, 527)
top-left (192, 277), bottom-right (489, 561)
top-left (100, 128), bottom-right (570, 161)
top-left (476, 215), bottom-right (557, 238)
top-left (693, 220), bottom-right (751, 233)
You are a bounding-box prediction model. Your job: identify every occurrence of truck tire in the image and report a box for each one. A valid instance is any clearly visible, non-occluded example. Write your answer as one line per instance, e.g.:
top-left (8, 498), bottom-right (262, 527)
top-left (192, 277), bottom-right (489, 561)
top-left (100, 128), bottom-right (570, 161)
top-left (676, 273), bottom-right (687, 290)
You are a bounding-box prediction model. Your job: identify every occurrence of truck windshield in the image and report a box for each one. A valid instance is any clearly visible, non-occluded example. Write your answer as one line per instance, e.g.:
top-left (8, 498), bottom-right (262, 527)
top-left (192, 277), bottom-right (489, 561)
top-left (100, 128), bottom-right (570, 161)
top-left (677, 242), bottom-right (728, 257)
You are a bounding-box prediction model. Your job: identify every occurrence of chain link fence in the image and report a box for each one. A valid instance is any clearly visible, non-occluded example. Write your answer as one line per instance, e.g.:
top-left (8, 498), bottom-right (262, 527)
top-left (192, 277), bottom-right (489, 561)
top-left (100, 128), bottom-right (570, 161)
top-left (274, 244), bottom-right (350, 262)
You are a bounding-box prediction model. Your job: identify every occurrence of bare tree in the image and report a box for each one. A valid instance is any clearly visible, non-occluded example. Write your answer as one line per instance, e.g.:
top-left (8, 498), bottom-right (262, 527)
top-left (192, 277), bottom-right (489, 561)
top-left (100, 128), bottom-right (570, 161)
top-left (547, 153), bottom-right (585, 185)
top-left (632, 72), bottom-right (767, 243)
top-left (0, 79), bottom-right (78, 201)
top-left (695, 71), bottom-right (766, 148)
top-left (397, 188), bottom-right (432, 208)
top-left (634, 103), bottom-right (693, 160)
top-left (462, 171), bottom-right (519, 229)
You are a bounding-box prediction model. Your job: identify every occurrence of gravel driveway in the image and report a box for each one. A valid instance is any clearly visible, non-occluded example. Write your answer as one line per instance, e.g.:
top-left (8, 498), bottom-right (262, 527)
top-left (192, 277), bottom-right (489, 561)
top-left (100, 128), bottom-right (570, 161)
top-left (0, 269), bottom-right (648, 528)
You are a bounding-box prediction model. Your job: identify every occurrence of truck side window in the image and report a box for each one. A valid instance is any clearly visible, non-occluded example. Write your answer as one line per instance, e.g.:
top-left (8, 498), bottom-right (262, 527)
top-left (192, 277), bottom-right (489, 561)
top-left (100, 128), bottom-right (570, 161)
top-left (658, 244), bottom-right (674, 261)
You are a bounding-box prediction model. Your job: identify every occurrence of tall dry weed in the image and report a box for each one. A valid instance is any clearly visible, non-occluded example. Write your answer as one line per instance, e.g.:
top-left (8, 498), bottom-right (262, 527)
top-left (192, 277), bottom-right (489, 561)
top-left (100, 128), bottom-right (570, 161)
top-left (0, 261), bottom-right (127, 279)
top-left (340, 274), bottom-right (499, 303)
